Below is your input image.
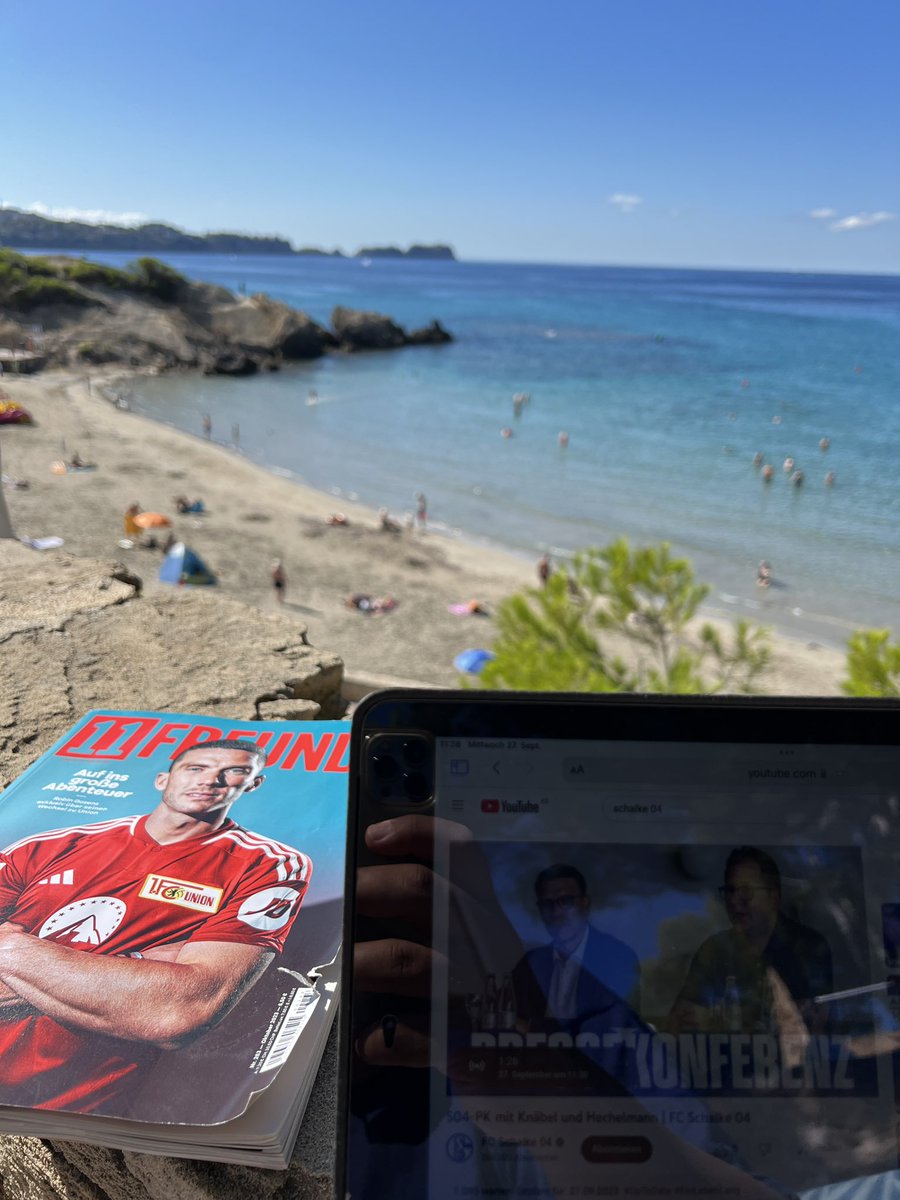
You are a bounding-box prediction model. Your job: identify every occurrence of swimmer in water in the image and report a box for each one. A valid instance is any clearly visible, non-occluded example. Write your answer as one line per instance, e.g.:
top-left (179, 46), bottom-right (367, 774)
top-left (790, 469), bottom-right (804, 487)
top-left (756, 561), bottom-right (772, 589)
top-left (819, 437), bottom-right (830, 451)
top-left (501, 427), bottom-right (514, 438)
top-left (752, 451), bottom-right (764, 469)
top-left (825, 471), bottom-right (836, 486)
top-left (307, 389), bottom-right (319, 405)
top-left (772, 415), bottom-right (782, 425)
top-left (558, 431), bottom-right (569, 448)
top-left (783, 457), bottom-right (795, 473)
top-left (761, 464), bottom-right (774, 482)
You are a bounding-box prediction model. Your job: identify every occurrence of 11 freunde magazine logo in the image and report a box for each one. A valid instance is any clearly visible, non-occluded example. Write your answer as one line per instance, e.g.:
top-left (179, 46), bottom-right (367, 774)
top-left (55, 711), bottom-right (350, 772)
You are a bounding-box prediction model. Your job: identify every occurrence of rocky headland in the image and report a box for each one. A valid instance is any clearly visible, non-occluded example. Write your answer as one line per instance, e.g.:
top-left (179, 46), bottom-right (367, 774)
top-left (0, 250), bottom-right (453, 375)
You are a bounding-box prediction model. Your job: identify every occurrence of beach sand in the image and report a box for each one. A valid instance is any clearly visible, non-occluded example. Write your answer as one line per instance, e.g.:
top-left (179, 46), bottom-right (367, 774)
top-left (0, 370), bottom-right (846, 695)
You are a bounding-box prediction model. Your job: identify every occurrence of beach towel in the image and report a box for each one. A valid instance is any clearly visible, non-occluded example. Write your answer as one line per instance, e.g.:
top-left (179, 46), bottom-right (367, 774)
top-left (20, 536), bottom-right (64, 551)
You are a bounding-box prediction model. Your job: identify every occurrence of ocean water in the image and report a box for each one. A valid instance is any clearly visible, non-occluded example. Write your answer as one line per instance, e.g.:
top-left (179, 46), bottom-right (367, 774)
top-left (77, 252), bottom-right (900, 645)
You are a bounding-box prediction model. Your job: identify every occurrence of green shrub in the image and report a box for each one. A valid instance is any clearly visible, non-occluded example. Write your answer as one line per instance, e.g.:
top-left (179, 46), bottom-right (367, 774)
top-left (0, 261), bottom-right (27, 296)
top-left (127, 257), bottom-right (185, 302)
top-left (842, 629), bottom-right (900, 697)
top-left (0, 248), bottom-right (31, 272)
top-left (479, 538), bottom-right (772, 695)
top-left (9, 277), bottom-right (93, 311)
top-left (62, 260), bottom-right (131, 289)
top-left (21, 255), bottom-right (59, 277)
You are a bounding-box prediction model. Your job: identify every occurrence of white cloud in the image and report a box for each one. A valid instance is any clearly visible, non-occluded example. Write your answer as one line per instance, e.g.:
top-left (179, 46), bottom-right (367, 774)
top-left (809, 207), bottom-right (836, 220)
top-left (3, 201), bottom-right (149, 227)
top-left (609, 193), bottom-right (643, 214)
top-left (829, 211), bottom-right (895, 232)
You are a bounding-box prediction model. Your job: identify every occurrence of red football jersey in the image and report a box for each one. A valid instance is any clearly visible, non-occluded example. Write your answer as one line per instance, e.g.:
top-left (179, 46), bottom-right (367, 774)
top-left (0, 814), bottom-right (311, 1112)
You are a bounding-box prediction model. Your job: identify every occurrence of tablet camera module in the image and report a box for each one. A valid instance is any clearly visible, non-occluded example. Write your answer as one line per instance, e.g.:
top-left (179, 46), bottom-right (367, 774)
top-left (366, 734), bottom-right (434, 806)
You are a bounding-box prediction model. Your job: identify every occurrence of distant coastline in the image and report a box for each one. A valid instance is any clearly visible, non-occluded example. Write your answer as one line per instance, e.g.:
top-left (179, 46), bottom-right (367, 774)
top-left (0, 207), bottom-right (456, 261)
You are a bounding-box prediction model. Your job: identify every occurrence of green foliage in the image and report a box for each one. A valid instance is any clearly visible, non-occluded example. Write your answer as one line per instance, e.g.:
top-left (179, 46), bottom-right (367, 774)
top-left (0, 250), bottom-right (57, 277)
top-left (7, 276), bottom-right (91, 311)
top-left (0, 248), bottom-right (184, 309)
top-left (479, 538), bottom-right (771, 695)
top-left (842, 629), bottom-right (900, 697)
top-left (127, 257), bottom-right (185, 302)
top-left (62, 260), bottom-right (131, 289)
top-left (0, 249), bottom-right (107, 306)
top-left (0, 248), bottom-right (27, 269)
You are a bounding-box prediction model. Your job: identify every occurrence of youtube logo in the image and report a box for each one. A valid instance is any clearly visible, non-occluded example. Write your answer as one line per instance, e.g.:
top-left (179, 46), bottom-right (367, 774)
top-left (481, 798), bottom-right (500, 813)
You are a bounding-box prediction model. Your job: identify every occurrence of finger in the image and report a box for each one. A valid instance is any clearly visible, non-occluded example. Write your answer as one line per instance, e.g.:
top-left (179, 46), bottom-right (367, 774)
top-left (355, 862), bottom-right (522, 993)
top-left (354, 937), bottom-right (445, 995)
top-left (355, 1014), bottom-right (433, 1068)
top-left (356, 861), bottom-right (441, 923)
top-left (365, 814), bottom-right (472, 860)
top-left (356, 1015), bottom-right (502, 1086)
top-left (365, 814), bottom-right (499, 907)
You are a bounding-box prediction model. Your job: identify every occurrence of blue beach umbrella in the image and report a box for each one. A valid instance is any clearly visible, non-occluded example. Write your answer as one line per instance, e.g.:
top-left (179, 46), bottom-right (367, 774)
top-left (453, 648), bottom-right (496, 675)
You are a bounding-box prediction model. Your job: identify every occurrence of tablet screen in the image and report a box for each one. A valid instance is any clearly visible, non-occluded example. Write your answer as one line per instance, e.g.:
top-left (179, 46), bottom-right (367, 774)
top-left (342, 699), bottom-right (900, 1200)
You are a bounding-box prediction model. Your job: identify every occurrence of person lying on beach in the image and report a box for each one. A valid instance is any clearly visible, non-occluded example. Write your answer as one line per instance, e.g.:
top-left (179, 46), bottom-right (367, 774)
top-left (448, 599), bottom-right (490, 616)
top-left (327, 512), bottom-right (350, 526)
top-left (174, 495), bottom-right (205, 514)
top-left (345, 594), bottom-right (398, 615)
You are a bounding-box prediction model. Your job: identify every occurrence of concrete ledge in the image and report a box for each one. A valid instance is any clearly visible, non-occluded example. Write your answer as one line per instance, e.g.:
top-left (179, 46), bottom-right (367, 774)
top-left (341, 670), bottom-right (433, 703)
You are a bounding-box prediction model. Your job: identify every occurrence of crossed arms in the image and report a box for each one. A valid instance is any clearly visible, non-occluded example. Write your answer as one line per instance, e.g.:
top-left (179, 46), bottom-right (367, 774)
top-left (0, 922), bottom-right (271, 1050)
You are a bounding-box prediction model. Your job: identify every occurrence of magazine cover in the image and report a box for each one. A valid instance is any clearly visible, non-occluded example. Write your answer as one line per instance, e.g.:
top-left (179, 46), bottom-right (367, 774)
top-left (0, 710), bottom-right (347, 1126)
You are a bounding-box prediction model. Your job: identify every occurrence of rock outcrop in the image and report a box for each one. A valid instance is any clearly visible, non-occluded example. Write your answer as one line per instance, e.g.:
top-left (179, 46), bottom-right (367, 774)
top-left (0, 251), bottom-right (451, 372)
top-left (406, 318), bottom-right (453, 345)
top-left (330, 308), bottom-right (455, 352)
top-left (202, 293), bottom-right (337, 361)
top-left (330, 305), bottom-right (406, 351)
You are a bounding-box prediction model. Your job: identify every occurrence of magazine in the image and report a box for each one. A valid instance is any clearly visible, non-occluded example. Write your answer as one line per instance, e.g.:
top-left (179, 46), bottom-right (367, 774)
top-left (0, 709), bottom-right (348, 1168)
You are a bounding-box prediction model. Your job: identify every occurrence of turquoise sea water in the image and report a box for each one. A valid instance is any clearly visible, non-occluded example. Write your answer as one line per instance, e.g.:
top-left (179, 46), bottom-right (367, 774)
top-left (78, 252), bottom-right (900, 645)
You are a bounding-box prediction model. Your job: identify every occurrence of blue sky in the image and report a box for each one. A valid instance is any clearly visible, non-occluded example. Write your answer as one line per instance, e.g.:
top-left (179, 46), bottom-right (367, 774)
top-left (4, 0), bottom-right (898, 271)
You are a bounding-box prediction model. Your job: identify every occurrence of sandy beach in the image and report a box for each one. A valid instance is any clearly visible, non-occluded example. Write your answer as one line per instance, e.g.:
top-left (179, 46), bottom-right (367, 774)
top-left (0, 370), bottom-right (846, 695)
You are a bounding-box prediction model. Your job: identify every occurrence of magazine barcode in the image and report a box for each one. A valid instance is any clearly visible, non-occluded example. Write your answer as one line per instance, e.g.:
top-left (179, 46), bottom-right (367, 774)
top-left (259, 987), bottom-right (320, 1073)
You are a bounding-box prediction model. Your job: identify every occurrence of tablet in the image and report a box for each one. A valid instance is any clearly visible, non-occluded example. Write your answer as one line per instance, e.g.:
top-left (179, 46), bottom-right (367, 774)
top-left (338, 692), bottom-right (900, 1200)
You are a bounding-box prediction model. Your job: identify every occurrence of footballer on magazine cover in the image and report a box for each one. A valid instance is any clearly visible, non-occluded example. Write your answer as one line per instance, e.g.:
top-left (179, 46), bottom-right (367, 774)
top-left (0, 737), bottom-right (312, 1114)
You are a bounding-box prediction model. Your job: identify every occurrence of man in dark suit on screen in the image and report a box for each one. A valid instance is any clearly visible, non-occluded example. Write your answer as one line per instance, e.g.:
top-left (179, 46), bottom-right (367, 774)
top-left (512, 863), bottom-right (641, 1033)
